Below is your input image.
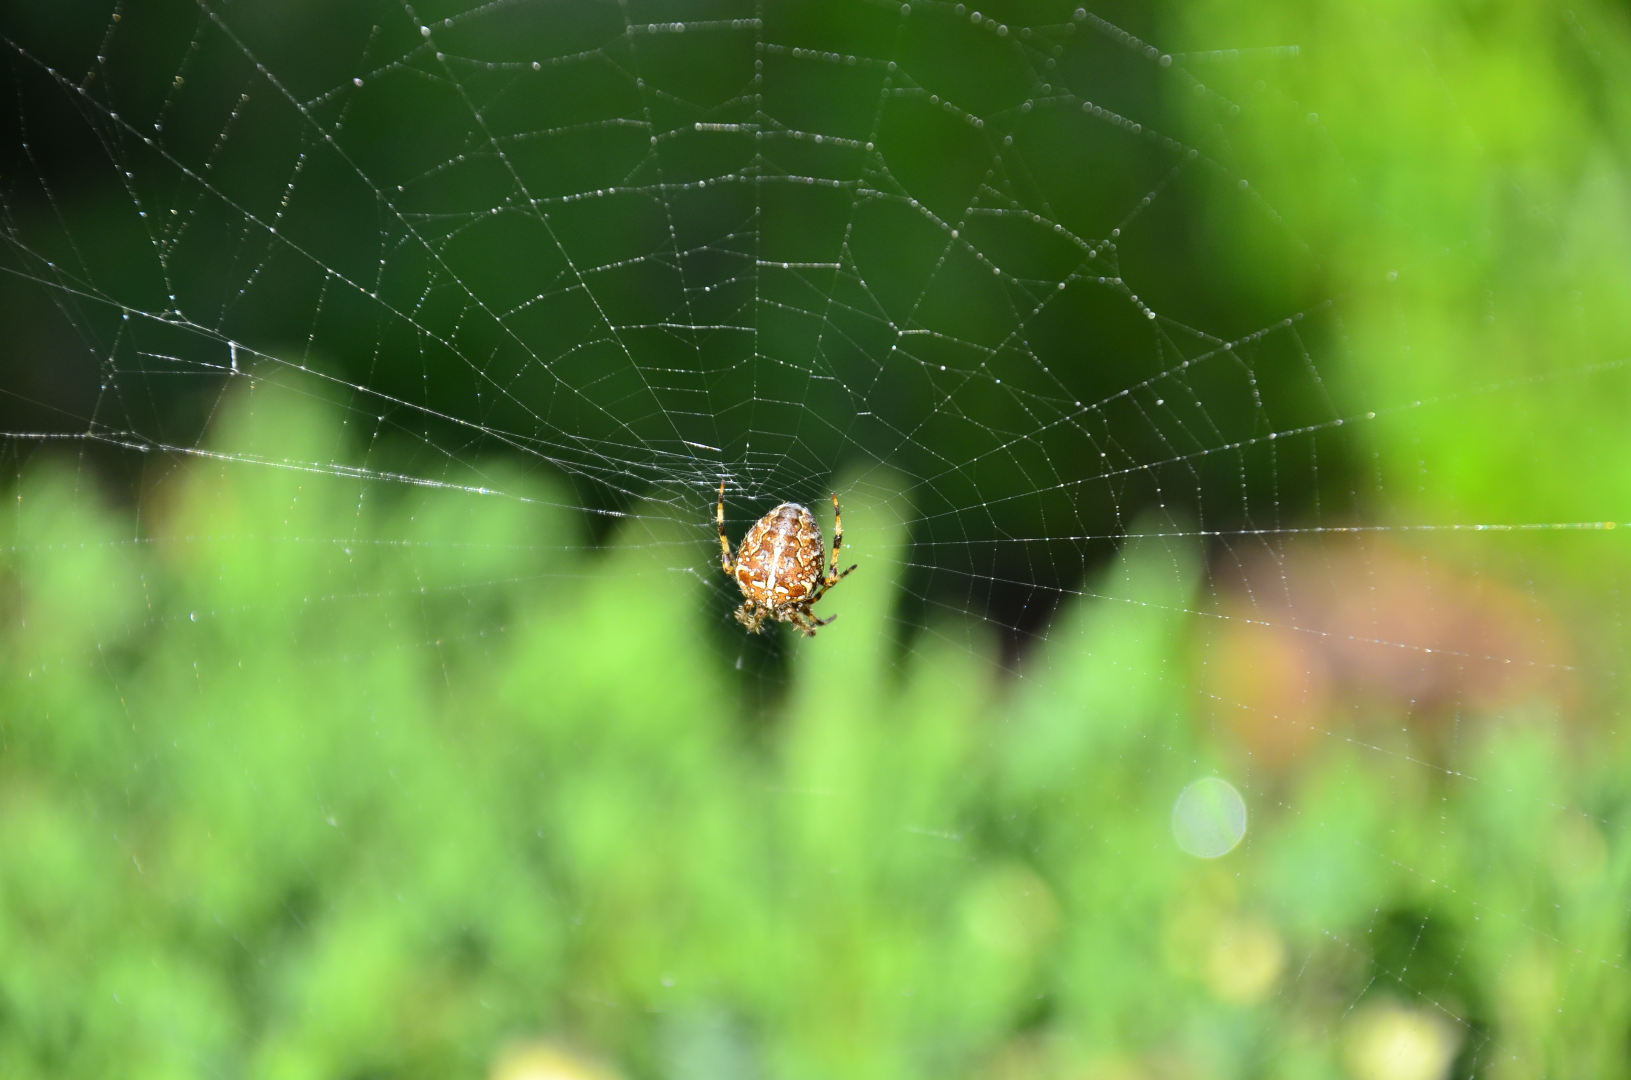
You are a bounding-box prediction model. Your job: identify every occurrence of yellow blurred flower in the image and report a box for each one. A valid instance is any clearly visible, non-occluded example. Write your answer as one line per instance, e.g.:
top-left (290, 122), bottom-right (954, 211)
top-left (1203, 918), bottom-right (1287, 1005)
top-left (1342, 1001), bottom-right (1462, 1080)
top-left (491, 1041), bottom-right (623, 1080)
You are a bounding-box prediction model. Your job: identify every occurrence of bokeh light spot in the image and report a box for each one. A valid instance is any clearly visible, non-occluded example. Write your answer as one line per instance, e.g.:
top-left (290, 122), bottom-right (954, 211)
top-left (1171, 778), bottom-right (1247, 858)
top-left (1342, 1001), bottom-right (1462, 1080)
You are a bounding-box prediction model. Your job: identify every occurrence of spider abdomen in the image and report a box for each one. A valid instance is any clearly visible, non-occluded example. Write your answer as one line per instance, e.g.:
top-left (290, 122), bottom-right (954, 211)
top-left (734, 502), bottom-right (825, 608)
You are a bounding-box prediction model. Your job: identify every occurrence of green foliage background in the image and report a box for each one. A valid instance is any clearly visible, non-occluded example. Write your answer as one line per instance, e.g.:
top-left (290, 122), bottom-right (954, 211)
top-left (21, 385), bottom-right (1630, 1080)
top-left (4, 0), bottom-right (1631, 1077)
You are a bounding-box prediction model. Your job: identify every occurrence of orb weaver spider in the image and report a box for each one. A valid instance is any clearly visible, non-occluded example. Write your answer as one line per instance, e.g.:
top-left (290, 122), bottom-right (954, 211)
top-left (717, 480), bottom-right (856, 636)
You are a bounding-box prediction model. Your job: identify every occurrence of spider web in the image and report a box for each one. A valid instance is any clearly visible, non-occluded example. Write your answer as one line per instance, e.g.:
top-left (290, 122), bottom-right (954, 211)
top-left (1, 0), bottom-right (1624, 1075)
top-left (3, 0), bottom-right (1357, 650)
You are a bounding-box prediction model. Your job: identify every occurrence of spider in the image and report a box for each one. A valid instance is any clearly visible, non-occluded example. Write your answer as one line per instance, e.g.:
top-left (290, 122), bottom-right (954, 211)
top-left (717, 480), bottom-right (856, 636)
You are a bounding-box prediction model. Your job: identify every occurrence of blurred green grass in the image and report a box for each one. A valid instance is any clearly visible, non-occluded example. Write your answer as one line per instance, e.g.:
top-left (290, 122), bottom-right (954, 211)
top-left (1176, 0), bottom-right (1631, 537)
top-left (3, 384), bottom-right (1628, 1079)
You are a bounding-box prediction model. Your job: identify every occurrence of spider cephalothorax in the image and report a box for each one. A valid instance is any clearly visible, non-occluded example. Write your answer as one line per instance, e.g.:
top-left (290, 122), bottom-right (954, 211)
top-left (718, 480), bottom-right (856, 636)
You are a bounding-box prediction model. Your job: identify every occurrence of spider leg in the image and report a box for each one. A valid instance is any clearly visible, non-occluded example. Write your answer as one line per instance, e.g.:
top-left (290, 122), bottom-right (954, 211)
top-left (734, 600), bottom-right (767, 633)
top-left (822, 492), bottom-right (858, 589)
top-left (786, 607), bottom-right (821, 637)
top-left (822, 563), bottom-right (858, 591)
top-left (718, 479), bottom-right (735, 575)
top-left (827, 492), bottom-right (842, 581)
